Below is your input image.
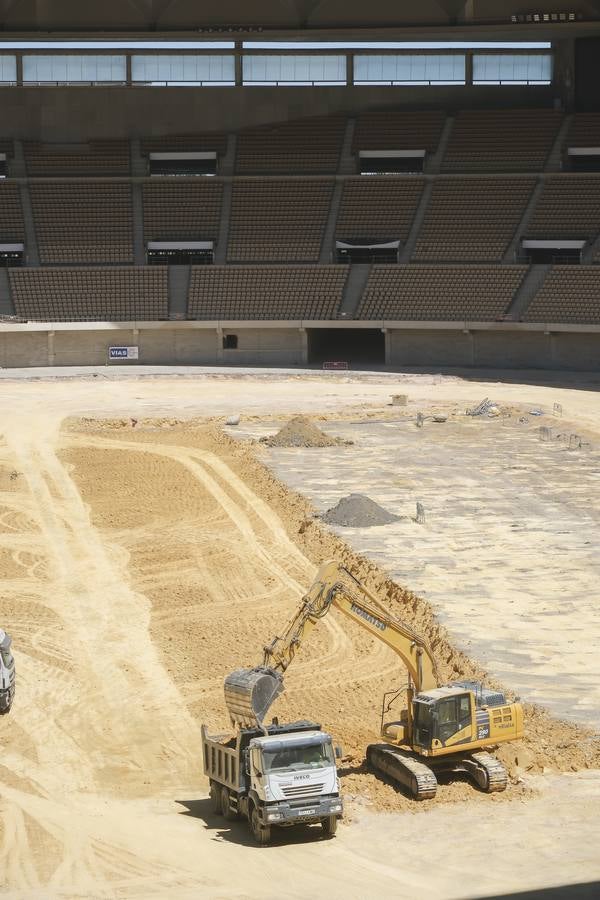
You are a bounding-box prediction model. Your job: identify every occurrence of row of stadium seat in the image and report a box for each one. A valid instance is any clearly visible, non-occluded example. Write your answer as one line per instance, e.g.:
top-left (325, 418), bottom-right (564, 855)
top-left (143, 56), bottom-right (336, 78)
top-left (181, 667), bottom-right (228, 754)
top-left (8, 265), bottom-right (599, 325)
top-left (4, 175), bottom-right (600, 264)
top-left (5, 110), bottom-right (600, 177)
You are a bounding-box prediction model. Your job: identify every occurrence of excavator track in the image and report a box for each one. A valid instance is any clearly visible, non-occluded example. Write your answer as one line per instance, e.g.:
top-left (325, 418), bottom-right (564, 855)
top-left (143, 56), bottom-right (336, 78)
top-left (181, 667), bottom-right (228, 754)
top-left (467, 752), bottom-right (508, 793)
top-left (367, 744), bottom-right (438, 800)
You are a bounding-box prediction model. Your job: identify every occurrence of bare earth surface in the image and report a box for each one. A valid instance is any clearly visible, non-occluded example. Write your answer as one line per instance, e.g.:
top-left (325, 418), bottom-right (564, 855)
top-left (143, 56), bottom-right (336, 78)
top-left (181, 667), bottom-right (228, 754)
top-left (0, 368), bottom-right (598, 898)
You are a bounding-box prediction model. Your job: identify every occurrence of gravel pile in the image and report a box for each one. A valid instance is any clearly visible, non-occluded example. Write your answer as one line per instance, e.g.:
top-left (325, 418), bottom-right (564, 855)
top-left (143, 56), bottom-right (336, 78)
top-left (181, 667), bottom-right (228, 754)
top-left (321, 493), bottom-right (400, 527)
top-left (261, 416), bottom-right (350, 448)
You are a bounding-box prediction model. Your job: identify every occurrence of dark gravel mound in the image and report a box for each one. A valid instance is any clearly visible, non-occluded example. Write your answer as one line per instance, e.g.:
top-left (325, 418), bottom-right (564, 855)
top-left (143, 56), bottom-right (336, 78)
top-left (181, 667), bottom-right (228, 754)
top-left (321, 493), bottom-right (400, 527)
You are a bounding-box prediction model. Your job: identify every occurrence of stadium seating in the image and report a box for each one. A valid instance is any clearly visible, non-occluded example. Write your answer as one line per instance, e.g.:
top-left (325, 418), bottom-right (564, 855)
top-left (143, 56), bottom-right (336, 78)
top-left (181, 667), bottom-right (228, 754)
top-left (29, 183), bottom-right (134, 264)
top-left (563, 113), bottom-right (600, 150)
top-left (358, 265), bottom-right (526, 320)
top-left (9, 267), bottom-right (168, 322)
top-left (336, 177), bottom-right (425, 242)
top-left (143, 180), bottom-right (224, 241)
top-left (24, 141), bottom-right (130, 176)
top-left (527, 176), bottom-right (600, 240)
top-left (353, 110), bottom-right (445, 154)
top-left (442, 109), bottom-right (562, 172)
top-left (413, 177), bottom-right (536, 261)
top-left (188, 266), bottom-right (348, 319)
top-left (228, 179), bottom-right (334, 262)
top-left (524, 267), bottom-right (600, 324)
top-left (0, 182), bottom-right (25, 241)
top-left (236, 115), bottom-right (346, 174)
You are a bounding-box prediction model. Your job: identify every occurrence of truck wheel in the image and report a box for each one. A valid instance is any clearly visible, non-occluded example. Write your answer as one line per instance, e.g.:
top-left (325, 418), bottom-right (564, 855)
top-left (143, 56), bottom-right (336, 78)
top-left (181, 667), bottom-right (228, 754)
top-left (250, 806), bottom-right (271, 845)
top-left (321, 815), bottom-right (338, 837)
top-left (220, 787), bottom-right (237, 821)
top-left (209, 781), bottom-right (221, 814)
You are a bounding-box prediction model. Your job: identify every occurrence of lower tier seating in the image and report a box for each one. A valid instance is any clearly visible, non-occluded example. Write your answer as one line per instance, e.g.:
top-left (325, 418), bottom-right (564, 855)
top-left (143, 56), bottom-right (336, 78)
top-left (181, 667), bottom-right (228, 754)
top-left (358, 266), bottom-right (527, 320)
top-left (187, 266), bottom-right (348, 320)
top-left (9, 268), bottom-right (168, 322)
top-left (524, 267), bottom-right (600, 324)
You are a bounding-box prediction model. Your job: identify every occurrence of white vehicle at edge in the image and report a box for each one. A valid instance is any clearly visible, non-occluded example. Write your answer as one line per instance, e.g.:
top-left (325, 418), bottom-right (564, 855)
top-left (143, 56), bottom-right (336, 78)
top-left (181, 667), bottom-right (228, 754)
top-left (0, 629), bottom-right (15, 715)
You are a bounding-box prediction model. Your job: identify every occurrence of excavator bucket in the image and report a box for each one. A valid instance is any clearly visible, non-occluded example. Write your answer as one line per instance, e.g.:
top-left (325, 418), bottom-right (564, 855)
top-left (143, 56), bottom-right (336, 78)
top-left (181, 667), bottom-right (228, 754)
top-left (224, 667), bottom-right (284, 729)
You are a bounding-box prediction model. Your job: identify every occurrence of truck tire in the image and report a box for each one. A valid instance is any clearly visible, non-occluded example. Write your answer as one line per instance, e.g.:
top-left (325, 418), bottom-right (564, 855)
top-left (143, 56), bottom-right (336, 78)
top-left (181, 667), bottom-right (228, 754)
top-left (250, 806), bottom-right (271, 845)
top-left (209, 781), bottom-right (221, 814)
top-left (321, 815), bottom-right (338, 837)
top-left (220, 787), bottom-right (237, 821)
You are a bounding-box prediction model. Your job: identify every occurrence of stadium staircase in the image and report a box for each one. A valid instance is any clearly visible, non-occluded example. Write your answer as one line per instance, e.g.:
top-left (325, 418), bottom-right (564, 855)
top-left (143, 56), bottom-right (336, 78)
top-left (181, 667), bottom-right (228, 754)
top-left (339, 263), bottom-right (371, 318)
top-left (428, 114), bottom-right (454, 173)
top-left (399, 180), bottom-right (434, 263)
top-left (320, 179), bottom-right (344, 263)
top-left (505, 263), bottom-right (550, 321)
top-left (168, 265), bottom-right (190, 319)
top-left (502, 176), bottom-right (544, 263)
top-left (338, 118), bottom-right (357, 174)
top-left (545, 114), bottom-right (572, 172)
top-left (0, 269), bottom-right (15, 316)
top-left (18, 182), bottom-right (40, 267)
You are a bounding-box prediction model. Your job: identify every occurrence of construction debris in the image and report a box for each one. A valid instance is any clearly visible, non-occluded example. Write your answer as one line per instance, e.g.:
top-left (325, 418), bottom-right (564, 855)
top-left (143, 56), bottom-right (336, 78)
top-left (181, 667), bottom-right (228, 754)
top-left (321, 493), bottom-right (400, 527)
top-left (467, 398), bottom-right (497, 417)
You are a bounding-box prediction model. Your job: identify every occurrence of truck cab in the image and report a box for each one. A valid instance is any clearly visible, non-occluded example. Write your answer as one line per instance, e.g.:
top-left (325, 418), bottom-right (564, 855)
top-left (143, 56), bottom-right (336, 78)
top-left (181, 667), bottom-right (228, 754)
top-left (0, 630), bottom-right (15, 715)
top-left (202, 720), bottom-right (343, 844)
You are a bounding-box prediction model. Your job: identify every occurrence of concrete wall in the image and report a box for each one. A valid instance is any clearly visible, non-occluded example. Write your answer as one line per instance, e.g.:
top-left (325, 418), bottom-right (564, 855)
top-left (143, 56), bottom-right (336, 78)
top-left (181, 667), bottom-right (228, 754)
top-left (388, 328), bottom-right (600, 371)
top-left (1, 324), bottom-right (598, 370)
top-left (0, 85), bottom-right (555, 142)
top-left (221, 327), bottom-right (304, 366)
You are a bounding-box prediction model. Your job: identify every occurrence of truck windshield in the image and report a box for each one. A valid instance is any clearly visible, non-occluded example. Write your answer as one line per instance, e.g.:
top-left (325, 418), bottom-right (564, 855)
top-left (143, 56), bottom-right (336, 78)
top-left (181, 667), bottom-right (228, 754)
top-left (262, 742), bottom-right (334, 772)
top-left (0, 650), bottom-right (12, 668)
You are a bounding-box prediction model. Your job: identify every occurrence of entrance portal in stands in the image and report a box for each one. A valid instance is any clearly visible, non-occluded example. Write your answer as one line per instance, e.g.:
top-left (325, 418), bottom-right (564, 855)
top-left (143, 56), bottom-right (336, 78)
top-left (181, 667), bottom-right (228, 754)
top-left (307, 329), bottom-right (385, 367)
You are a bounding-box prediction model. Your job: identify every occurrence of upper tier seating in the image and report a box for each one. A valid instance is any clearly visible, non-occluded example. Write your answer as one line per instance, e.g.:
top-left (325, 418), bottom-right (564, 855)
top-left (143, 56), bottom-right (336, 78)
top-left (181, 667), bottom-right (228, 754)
top-left (353, 110), bottom-right (445, 154)
top-left (443, 109), bottom-right (562, 172)
top-left (24, 141), bottom-right (130, 176)
top-left (336, 177), bottom-right (425, 242)
top-left (563, 113), bottom-right (600, 150)
top-left (142, 180), bottom-right (224, 241)
top-left (527, 176), bottom-right (600, 240)
top-left (9, 267), bottom-right (168, 322)
top-left (413, 177), bottom-right (535, 261)
top-left (358, 265), bottom-right (526, 320)
top-left (0, 182), bottom-right (25, 241)
top-left (524, 267), bottom-right (600, 324)
top-left (236, 115), bottom-right (346, 174)
top-left (228, 179), bottom-right (334, 262)
top-left (188, 265), bottom-right (348, 320)
top-left (30, 183), bottom-right (133, 264)
top-left (141, 133), bottom-right (228, 156)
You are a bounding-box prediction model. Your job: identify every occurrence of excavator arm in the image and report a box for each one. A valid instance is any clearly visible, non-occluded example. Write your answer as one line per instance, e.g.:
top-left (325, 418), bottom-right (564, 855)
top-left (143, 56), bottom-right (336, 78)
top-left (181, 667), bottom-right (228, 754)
top-left (224, 560), bottom-right (439, 728)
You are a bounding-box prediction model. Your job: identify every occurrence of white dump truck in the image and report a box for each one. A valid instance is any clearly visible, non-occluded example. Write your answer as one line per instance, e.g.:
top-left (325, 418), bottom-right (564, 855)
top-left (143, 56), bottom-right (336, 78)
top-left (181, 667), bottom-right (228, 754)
top-left (202, 719), bottom-right (343, 844)
top-left (0, 629), bottom-right (15, 715)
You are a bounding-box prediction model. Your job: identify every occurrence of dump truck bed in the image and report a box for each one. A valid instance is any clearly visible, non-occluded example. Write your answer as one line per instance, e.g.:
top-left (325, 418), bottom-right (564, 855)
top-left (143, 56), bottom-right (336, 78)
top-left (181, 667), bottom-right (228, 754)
top-left (201, 725), bottom-right (244, 793)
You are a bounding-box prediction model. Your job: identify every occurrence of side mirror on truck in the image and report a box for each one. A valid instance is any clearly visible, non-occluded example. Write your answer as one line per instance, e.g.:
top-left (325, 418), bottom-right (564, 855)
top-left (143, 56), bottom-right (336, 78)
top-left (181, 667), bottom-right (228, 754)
top-left (335, 746), bottom-right (343, 760)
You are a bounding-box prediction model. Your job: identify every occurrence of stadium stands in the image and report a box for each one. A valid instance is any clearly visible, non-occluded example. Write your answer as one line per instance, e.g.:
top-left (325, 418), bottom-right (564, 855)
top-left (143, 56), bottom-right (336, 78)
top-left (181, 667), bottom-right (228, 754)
top-left (524, 267), bottom-right (600, 324)
top-left (352, 110), bottom-right (446, 155)
top-left (564, 113), bottom-right (600, 150)
top-left (336, 177), bottom-right (425, 242)
top-left (358, 265), bottom-right (526, 320)
top-left (29, 183), bottom-right (134, 264)
top-left (24, 141), bottom-right (130, 177)
top-left (188, 266), bottom-right (348, 319)
top-left (527, 175), bottom-right (600, 240)
top-left (0, 182), bottom-right (25, 241)
top-left (442, 109), bottom-right (562, 172)
top-left (236, 115), bottom-right (346, 174)
top-left (10, 267), bottom-right (168, 322)
top-left (228, 179), bottom-right (334, 262)
top-left (413, 177), bottom-right (535, 261)
top-left (143, 180), bottom-right (224, 241)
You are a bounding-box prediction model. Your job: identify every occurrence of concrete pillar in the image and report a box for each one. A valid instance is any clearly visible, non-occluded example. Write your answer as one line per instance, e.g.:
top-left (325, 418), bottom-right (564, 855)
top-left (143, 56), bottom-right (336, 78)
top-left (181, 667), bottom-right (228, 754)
top-left (235, 45), bottom-right (243, 86)
top-left (346, 53), bottom-right (354, 86)
top-left (383, 329), bottom-right (391, 366)
top-left (464, 329), bottom-right (474, 366)
top-left (216, 327), bottom-right (224, 362)
top-left (16, 53), bottom-right (23, 86)
top-left (48, 331), bottom-right (55, 366)
top-left (299, 328), bottom-right (308, 365)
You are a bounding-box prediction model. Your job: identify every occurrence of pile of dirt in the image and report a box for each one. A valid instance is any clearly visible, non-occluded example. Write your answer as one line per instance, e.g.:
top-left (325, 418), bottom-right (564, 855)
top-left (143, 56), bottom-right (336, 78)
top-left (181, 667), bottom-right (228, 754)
top-left (321, 493), bottom-right (400, 527)
top-left (260, 416), bottom-right (351, 448)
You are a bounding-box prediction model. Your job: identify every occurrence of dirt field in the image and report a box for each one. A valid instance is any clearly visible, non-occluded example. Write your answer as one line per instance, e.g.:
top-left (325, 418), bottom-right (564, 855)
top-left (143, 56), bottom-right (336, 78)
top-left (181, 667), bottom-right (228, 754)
top-left (0, 369), bottom-right (599, 899)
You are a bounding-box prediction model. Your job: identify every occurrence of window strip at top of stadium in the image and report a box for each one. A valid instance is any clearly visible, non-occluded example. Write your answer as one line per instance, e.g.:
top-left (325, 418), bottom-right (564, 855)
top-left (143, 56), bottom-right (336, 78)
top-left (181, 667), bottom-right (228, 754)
top-left (0, 40), bottom-right (551, 51)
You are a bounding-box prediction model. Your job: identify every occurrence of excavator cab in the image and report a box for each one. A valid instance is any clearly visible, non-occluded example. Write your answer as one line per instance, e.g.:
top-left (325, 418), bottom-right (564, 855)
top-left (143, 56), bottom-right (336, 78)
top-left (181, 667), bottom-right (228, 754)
top-left (411, 690), bottom-right (474, 752)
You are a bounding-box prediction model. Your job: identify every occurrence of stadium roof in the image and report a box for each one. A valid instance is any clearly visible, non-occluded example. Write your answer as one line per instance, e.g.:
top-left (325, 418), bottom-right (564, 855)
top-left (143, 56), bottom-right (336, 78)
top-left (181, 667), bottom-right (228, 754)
top-left (0, 1), bottom-right (599, 32)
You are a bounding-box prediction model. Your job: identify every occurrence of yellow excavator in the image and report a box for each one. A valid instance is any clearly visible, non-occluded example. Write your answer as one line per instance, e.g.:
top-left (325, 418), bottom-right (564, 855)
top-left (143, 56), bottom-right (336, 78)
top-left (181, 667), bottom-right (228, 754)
top-left (224, 560), bottom-right (524, 800)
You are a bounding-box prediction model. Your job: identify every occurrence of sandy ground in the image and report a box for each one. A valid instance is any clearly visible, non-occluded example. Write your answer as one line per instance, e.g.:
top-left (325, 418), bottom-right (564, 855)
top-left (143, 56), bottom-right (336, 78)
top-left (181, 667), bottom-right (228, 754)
top-left (0, 368), bottom-right (598, 898)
